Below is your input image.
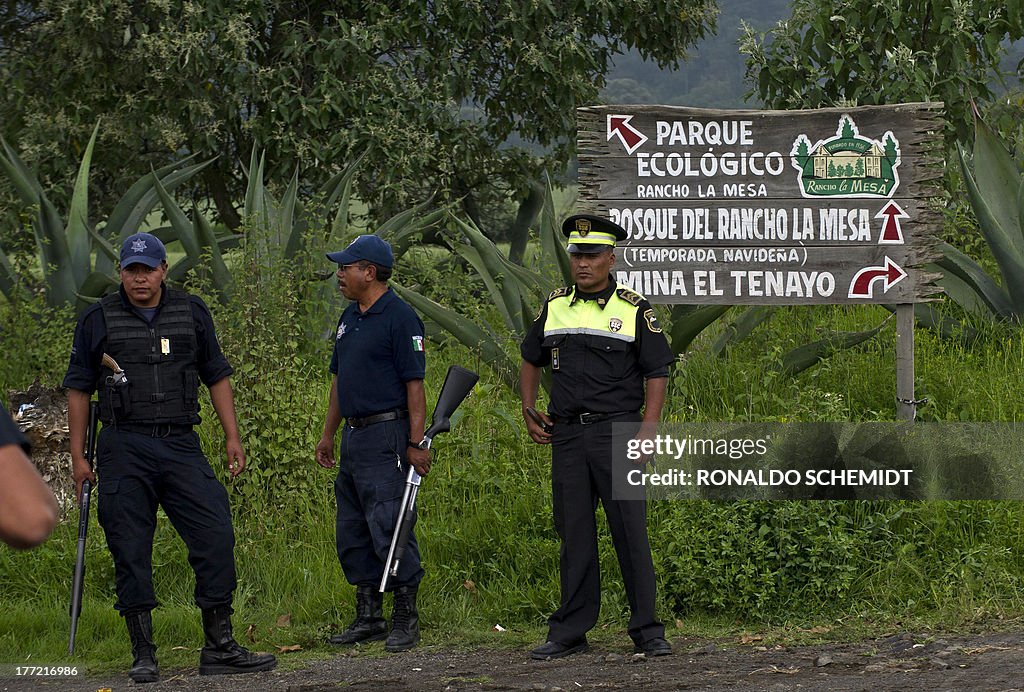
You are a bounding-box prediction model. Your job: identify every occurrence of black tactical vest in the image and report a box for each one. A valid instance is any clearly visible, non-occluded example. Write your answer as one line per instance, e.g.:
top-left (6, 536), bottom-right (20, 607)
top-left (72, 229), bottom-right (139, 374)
top-left (98, 288), bottom-right (201, 425)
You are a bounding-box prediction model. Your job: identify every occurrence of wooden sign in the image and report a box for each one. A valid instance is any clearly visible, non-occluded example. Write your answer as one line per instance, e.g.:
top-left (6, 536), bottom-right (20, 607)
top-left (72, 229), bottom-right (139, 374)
top-left (577, 104), bottom-right (944, 305)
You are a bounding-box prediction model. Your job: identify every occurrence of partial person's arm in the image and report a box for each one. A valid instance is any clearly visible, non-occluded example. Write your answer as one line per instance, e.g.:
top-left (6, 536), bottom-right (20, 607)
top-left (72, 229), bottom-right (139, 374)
top-left (67, 389), bottom-right (97, 498)
top-left (405, 379), bottom-right (431, 476)
top-left (209, 377), bottom-right (246, 477)
top-left (519, 360), bottom-right (552, 445)
top-left (315, 376), bottom-right (343, 469)
top-left (0, 406), bottom-right (58, 549)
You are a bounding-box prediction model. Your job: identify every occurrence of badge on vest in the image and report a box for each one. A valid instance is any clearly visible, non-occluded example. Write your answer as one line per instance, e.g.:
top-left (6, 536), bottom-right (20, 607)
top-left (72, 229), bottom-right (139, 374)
top-left (609, 317), bottom-right (623, 333)
top-left (551, 347), bottom-right (560, 371)
top-left (161, 337), bottom-right (171, 355)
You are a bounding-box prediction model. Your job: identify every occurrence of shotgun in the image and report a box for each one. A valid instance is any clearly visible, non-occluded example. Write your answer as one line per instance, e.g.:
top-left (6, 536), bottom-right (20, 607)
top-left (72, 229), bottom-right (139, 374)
top-left (68, 399), bottom-right (99, 655)
top-left (379, 365), bottom-right (479, 592)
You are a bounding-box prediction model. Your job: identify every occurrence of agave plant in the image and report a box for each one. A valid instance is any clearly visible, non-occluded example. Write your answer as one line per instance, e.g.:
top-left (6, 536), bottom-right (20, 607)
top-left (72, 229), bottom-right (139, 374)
top-left (0, 124), bottom-right (214, 311)
top-left (938, 109), bottom-right (1024, 323)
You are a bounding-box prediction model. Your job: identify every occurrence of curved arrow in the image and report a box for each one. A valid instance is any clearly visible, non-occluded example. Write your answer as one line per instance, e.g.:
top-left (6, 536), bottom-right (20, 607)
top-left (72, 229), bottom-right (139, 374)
top-left (875, 201), bottom-right (908, 244)
top-left (607, 114), bottom-right (648, 155)
top-left (848, 256), bottom-right (908, 298)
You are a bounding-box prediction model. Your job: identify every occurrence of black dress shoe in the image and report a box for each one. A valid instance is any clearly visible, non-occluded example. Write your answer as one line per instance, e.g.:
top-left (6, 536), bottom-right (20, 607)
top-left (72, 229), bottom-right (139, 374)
top-left (634, 636), bottom-right (672, 656)
top-left (531, 638), bottom-right (589, 660)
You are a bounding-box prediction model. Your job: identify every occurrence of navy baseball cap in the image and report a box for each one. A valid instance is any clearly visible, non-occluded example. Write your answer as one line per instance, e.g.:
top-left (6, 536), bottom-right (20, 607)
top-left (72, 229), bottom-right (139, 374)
top-left (326, 234), bottom-right (394, 268)
top-left (120, 232), bottom-right (167, 268)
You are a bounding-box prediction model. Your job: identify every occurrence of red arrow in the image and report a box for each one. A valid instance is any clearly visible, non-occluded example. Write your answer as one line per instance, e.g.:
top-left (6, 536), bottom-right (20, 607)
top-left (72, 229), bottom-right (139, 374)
top-left (607, 114), bottom-right (648, 155)
top-left (875, 201), bottom-right (909, 244)
top-left (847, 256), bottom-right (908, 299)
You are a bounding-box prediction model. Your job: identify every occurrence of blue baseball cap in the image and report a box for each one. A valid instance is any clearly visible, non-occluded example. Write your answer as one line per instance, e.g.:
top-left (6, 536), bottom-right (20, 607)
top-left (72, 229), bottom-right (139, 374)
top-left (326, 234), bottom-right (394, 268)
top-left (120, 232), bottom-right (167, 268)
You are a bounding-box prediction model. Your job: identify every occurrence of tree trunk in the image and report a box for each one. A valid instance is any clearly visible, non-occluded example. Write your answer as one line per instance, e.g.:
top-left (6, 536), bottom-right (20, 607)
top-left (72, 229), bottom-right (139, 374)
top-left (507, 181), bottom-right (544, 266)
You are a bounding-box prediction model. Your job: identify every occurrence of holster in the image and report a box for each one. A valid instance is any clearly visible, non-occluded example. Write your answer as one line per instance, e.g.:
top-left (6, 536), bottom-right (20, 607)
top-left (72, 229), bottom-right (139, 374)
top-left (102, 378), bottom-right (132, 422)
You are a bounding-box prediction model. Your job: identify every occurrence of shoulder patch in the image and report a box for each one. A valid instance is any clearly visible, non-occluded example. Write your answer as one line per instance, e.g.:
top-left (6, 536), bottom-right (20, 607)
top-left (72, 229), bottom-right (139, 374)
top-left (616, 287), bottom-right (644, 307)
top-left (547, 286), bottom-right (571, 301)
top-left (644, 308), bottom-right (663, 333)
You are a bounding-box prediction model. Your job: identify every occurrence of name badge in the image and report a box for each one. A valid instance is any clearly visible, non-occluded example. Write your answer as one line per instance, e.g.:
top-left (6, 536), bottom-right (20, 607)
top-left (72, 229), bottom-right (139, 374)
top-left (161, 338), bottom-right (171, 355)
top-left (551, 347), bottom-right (560, 371)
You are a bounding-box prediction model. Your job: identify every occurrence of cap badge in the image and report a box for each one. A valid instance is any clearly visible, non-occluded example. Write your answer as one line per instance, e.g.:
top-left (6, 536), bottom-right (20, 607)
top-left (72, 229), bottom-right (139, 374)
top-left (575, 218), bottom-right (591, 237)
top-left (131, 239), bottom-right (147, 254)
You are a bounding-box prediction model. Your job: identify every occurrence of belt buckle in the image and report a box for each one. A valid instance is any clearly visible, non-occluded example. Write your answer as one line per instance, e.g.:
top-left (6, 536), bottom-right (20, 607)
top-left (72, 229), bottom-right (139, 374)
top-left (579, 413), bottom-right (599, 425)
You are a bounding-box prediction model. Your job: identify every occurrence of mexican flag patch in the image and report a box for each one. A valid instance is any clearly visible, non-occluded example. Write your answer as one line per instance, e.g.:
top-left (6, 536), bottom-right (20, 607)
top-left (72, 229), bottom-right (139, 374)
top-left (412, 335), bottom-right (425, 352)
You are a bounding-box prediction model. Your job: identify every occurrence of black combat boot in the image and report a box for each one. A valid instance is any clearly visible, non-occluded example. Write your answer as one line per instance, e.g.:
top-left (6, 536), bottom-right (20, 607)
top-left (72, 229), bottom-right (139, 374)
top-left (385, 585), bottom-right (420, 652)
top-left (124, 611), bottom-right (159, 683)
top-left (198, 606), bottom-right (277, 676)
top-left (329, 585), bottom-right (388, 645)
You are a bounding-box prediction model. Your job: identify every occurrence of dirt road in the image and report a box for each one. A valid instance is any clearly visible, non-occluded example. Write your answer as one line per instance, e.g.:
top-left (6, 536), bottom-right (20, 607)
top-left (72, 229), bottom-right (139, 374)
top-left (5, 630), bottom-right (1023, 691)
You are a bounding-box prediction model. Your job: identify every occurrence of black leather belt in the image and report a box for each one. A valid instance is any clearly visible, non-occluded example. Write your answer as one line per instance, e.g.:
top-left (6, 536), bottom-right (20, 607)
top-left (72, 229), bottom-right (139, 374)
top-left (110, 422), bottom-right (193, 437)
top-left (347, 410), bottom-right (408, 428)
top-left (550, 411), bottom-right (636, 425)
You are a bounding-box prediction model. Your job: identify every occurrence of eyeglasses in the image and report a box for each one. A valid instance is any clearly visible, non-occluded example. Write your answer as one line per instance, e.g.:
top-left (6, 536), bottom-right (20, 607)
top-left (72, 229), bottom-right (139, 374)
top-left (338, 262), bottom-right (367, 272)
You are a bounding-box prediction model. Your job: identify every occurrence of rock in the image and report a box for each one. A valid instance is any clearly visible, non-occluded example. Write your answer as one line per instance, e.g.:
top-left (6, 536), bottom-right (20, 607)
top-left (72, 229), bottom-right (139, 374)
top-left (689, 643), bottom-right (718, 656)
top-left (629, 653), bottom-right (647, 664)
top-left (603, 653), bottom-right (625, 664)
top-left (929, 658), bottom-right (951, 670)
top-left (814, 654), bottom-right (834, 667)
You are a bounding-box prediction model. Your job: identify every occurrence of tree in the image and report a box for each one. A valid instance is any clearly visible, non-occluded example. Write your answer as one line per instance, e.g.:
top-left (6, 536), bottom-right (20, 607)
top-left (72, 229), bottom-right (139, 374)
top-left (1, 0), bottom-right (716, 249)
top-left (739, 0), bottom-right (1024, 146)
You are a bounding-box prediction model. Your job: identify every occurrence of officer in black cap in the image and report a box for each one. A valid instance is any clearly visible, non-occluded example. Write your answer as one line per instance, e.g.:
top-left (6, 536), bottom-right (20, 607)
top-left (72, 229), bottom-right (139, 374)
top-left (63, 232), bottom-right (276, 682)
top-left (519, 214), bottom-right (674, 660)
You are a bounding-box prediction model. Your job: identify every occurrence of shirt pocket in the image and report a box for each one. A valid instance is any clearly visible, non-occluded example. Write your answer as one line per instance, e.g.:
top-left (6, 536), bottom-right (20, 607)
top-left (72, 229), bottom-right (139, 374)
top-left (586, 338), bottom-right (631, 380)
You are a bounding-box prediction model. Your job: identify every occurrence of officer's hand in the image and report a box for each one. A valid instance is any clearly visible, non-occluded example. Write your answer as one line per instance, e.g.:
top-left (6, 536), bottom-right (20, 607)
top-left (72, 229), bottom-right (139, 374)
top-left (71, 454), bottom-right (97, 503)
top-left (315, 435), bottom-right (336, 469)
top-left (408, 444), bottom-right (431, 476)
top-left (523, 409), bottom-right (553, 445)
top-left (226, 437), bottom-right (246, 477)
top-left (631, 422), bottom-right (658, 465)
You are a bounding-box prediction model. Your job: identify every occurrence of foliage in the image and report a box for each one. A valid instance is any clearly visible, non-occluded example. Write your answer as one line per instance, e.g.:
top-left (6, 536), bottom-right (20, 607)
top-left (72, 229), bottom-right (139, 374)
top-left (739, 0), bottom-right (1024, 146)
top-left (0, 125), bottom-right (215, 311)
top-left (0, 0), bottom-right (716, 245)
top-left (937, 109), bottom-right (1024, 322)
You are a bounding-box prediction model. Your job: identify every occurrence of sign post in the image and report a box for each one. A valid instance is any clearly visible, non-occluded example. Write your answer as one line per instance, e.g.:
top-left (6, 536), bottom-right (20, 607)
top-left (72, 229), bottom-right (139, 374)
top-left (578, 104), bottom-right (944, 419)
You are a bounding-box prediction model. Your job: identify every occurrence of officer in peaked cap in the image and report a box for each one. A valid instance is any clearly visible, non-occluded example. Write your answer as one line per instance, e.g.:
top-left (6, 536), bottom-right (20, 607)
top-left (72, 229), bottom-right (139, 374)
top-left (562, 213), bottom-right (628, 253)
top-left (519, 213), bottom-right (674, 660)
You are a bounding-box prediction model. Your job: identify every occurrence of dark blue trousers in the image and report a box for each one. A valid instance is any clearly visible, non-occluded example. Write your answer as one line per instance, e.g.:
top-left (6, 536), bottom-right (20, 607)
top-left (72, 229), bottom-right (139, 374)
top-left (96, 426), bottom-right (237, 614)
top-left (335, 418), bottom-right (423, 589)
top-left (547, 413), bottom-right (664, 646)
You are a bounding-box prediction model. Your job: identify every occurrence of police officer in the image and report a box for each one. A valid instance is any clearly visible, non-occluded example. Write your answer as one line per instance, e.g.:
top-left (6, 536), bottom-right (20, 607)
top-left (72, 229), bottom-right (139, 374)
top-left (63, 232), bottom-right (276, 682)
top-left (519, 214), bottom-right (674, 659)
top-left (315, 234), bottom-right (430, 652)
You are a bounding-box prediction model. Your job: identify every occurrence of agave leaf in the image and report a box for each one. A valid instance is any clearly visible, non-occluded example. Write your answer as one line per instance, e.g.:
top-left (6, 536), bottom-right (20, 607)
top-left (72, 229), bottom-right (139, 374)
top-left (243, 148), bottom-right (267, 227)
top-left (104, 156), bottom-right (213, 241)
top-left (280, 167), bottom-right (302, 256)
top-left (0, 136), bottom-right (45, 204)
top-left (777, 317), bottom-right (890, 377)
top-left (33, 194), bottom-right (76, 307)
top-left (391, 282), bottom-right (518, 390)
top-left (971, 115), bottom-right (1024, 257)
top-left (376, 196), bottom-right (441, 254)
top-left (538, 173), bottom-right (572, 287)
top-left (87, 224), bottom-right (119, 264)
top-left (449, 214), bottom-right (531, 333)
top-left (322, 149), bottom-right (370, 239)
top-left (450, 242), bottom-right (517, 332)
top-left (153, 171), bottom-right (201, 260)
top-left (670, 304), bottom-right (732, 354)
top-left (931, 244), bottom-right (1014, 318)
top-left (76, 271), bottom-right (118, 306)
top-left (386, 207), bottom-right (449, 257)
top-left (957, 145), bottom-right (1024, 311)
top-left (710, 305), bottom-right (776, 357)
top-left (0, 241), bottom-right (28, 301)
top-left (66, 123), bottom-right (99, 286)
top-left (194, 204), bottom-right (232, 302)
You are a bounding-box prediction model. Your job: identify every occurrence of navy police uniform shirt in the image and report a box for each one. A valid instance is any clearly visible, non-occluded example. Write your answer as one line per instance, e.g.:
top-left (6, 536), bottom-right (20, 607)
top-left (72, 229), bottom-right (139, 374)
top-left (329, 288), bottom-right (426, 418)
top-left (62, 284), bottom-right (233, 395)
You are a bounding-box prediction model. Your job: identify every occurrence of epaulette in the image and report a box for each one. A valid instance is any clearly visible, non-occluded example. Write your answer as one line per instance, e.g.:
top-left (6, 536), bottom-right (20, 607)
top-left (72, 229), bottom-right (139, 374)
top-left (547, 286), bottom-right (571, 301)
top-left (616, 287), bottom-right (644, 306)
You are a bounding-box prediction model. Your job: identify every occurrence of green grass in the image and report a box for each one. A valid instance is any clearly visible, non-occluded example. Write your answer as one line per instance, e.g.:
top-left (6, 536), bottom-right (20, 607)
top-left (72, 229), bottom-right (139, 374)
top-left (5, 241), bottom-right (1024, 671)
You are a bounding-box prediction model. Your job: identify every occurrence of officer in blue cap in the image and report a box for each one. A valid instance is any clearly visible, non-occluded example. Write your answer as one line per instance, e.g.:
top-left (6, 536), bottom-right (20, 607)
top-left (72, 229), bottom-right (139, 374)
top-left (317, 234), bottom-right (430, 652)
top-left (519, 214), bottom-right (674, 660)
top-left (63, 232), bottom-right (276, 681)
